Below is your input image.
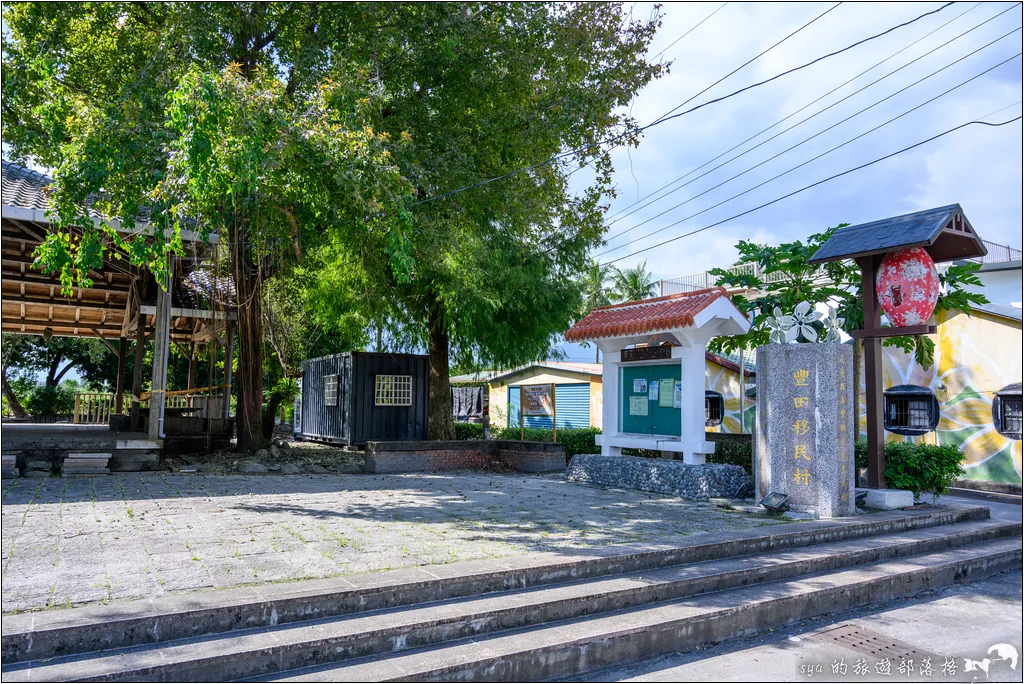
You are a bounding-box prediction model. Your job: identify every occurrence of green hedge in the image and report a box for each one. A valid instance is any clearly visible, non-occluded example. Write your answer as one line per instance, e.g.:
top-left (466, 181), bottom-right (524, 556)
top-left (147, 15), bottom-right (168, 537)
top-left (493, 426), bottom-right (601, 458)
top-left (706, 440), bottom-right (753, 475)
top-left (854, 440), bottom-right (964, 502)
top-left (454, 422), bottom-right (484, 440)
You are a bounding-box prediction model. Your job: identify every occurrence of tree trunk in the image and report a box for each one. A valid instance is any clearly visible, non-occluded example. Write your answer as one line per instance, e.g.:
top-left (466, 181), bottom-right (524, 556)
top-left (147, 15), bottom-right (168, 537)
top-left (2, 373), bottom-right (29, 419)
top-left (262, 393), bottom-right (284, 440)
top-left (427, 293), bottom-right (455, 440)
top-left (231, 220), bottom-right (268, 453)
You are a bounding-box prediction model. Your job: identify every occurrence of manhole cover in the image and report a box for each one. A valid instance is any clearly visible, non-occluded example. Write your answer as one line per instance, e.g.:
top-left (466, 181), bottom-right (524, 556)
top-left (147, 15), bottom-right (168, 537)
top-left (811, 624), bottom-right (945, 662)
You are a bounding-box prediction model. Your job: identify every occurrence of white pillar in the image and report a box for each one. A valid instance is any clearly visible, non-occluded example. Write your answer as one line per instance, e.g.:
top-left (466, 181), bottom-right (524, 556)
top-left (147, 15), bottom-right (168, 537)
top-left (680, 342), bottom-right (710, 464)
top-left (148, 258), bottom-right (173, 440)
top-left (600, 348), bottom-right (622, 456)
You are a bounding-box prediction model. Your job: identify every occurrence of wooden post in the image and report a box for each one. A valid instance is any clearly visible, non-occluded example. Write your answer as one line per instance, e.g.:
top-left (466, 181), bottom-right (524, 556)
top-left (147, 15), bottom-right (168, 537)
top-left (186, 342), bottom-right (197, 410)
top-left (130, 309), bottom-right (146, 432)
top-left (858, 255), bottom-right (886, 489)
top-left (551, 382), bottom-right (557, 443)
top-left (519, 385), bottom-right (524, 440)
top-left (222, 322), bottom-right (234, 420)
top-left (115, 336), bottom-right (128, 415)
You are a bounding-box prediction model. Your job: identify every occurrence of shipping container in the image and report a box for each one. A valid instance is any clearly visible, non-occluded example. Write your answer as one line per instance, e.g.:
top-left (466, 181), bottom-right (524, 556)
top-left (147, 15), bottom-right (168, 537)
top-left (297, 352), bottom-right (429, 445)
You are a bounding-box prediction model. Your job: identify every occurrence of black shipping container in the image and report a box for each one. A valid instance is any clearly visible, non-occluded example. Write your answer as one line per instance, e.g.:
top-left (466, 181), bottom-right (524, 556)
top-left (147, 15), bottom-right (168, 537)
top-left (298, 351), bottom-right (429, 445)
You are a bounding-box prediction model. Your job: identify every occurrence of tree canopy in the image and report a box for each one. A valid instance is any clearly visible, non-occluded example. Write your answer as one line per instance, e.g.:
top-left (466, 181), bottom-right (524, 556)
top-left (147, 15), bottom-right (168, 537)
top-left (2, 2), bottom-right (666, 444)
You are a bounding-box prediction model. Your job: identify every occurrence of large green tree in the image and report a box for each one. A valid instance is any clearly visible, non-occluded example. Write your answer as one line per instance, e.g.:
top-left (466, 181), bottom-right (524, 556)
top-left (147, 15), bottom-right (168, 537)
top-left (2, 3), bottom-right (664, 444)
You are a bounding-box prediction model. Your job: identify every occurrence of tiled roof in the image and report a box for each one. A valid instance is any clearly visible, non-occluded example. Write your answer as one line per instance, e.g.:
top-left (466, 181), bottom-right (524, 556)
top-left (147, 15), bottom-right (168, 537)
top-left (810, 204), bottom-right (984, 263)
top-left (173, 268), bottom-right (237, 310)
top-left (564, 287), bottom-right (730, 342)
top-left (1, 160), bottom-right (52, 211)
top-left (1, 159), bottom-right (153, 224)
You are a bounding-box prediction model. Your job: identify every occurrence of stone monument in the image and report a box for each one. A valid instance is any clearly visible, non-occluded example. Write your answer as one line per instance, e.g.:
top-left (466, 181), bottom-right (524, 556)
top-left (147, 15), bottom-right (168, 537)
top-left (754, 342), bottom-right (856, 518)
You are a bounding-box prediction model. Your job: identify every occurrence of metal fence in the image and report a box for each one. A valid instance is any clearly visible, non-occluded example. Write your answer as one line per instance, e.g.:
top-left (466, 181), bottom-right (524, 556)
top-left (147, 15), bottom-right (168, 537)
top-left (661, 239), bottom-right (1020, 297)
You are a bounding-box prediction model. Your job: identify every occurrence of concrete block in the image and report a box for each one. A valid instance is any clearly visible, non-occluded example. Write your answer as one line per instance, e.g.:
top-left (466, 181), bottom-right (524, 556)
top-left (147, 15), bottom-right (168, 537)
top-left (859, 488), bottom-right (915, 510)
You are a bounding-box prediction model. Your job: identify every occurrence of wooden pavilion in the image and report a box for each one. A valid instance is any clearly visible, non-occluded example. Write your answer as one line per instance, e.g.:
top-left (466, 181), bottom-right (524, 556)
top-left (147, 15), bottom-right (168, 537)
top-left (1, 160), bottom-right (236, 456)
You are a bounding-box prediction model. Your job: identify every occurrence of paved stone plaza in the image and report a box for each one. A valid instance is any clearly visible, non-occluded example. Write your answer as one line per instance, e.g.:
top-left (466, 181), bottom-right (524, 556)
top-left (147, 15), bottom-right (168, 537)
top-left (0, 471), bottom-right (780, 614)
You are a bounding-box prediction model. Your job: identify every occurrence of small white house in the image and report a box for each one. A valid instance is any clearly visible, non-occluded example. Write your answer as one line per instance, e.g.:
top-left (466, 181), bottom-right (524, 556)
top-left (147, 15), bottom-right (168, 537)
top-left (564, 287), bottom-right (750, 463)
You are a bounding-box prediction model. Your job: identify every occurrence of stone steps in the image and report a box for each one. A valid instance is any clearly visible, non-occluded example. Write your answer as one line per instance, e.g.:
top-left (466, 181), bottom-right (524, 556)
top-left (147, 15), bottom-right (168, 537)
top-left (265, 539), bottom-right (1021, 683)
top-left (0, 505), bottom-right (987, 665)
top-left (60, 453), bottom-right (111, 476)
top-left (1, 518), bottom-right (1018, 683)
top-left (1, 452), bottom-right (18, 479)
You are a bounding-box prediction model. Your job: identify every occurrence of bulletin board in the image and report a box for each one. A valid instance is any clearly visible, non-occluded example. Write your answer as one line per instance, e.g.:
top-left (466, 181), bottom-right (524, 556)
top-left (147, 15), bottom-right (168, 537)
top-left (620, 363), bottom-right (682, 436)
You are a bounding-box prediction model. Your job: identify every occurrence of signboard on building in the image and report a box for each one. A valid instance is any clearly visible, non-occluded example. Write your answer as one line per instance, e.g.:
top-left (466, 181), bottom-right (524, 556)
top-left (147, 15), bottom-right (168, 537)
top-left (519, 383), bottom-right (557, 441)
top-left (521, 384), bottom-right (554, 416)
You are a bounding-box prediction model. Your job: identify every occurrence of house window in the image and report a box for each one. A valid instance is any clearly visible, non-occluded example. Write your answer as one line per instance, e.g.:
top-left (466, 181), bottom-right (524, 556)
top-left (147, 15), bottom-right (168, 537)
top-left (375, 375), bottom-right (413, 406)
top-left (324, 375), bottom-right (339, 407)
top-left (993, 383), bottom-right (1022, 440)
top-left (705, 391), bottom-right (724, 427)
top-left (883, 385), bottom-right (939, 436)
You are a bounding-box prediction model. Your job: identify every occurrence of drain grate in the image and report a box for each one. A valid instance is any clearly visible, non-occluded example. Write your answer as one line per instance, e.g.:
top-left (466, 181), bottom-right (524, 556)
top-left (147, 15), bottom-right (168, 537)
top-left (810, 624), bottom-right (944, 663)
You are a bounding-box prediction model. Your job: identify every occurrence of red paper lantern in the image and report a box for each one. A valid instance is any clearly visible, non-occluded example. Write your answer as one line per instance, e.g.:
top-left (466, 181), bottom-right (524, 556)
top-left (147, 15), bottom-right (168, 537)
top-left (875, 247), bottom-right (940, 327)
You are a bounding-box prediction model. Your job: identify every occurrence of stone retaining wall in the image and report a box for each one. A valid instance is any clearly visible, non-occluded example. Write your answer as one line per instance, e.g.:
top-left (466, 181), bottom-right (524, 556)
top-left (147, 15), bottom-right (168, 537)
top-left (365, 440), bottom-right (565, 474)
top-left (566, 453), bottom-right (752, 501)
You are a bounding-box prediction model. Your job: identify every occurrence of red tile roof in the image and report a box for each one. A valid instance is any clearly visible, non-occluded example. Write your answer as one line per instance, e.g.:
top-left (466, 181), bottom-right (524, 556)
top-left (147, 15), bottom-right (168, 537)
top-left (565, 287), bottom-right (734, 342)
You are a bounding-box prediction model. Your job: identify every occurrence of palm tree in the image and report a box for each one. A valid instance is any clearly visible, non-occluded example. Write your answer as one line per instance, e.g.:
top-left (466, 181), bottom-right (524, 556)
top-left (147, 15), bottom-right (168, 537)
top-left (612, 260), bottom-right (658, 303)
top-left (577, 260), bottom-right (614, 362)
top-left (581, 260), bottom-right (614, 313)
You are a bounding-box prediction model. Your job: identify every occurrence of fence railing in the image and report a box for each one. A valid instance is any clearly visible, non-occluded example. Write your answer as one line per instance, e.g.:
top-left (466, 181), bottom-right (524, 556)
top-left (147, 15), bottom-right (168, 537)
top-left (661, 239), bottom-right (1020, 298)
top-left (73, 393), bottom-right (128, 425)
top-left (972, 240), bottom-right (1022, 265)
top-left (73, 387), bottom-right (227, 424)
top-left (660, 261), bottom-right (818, 296)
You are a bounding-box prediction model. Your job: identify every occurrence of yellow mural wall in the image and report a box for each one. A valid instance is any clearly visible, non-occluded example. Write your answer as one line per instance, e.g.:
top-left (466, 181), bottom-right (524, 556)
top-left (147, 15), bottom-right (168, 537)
top-left (859, 308), bottom-right (1023, 484)
top-left (705, 359), bottom-right (754, 434)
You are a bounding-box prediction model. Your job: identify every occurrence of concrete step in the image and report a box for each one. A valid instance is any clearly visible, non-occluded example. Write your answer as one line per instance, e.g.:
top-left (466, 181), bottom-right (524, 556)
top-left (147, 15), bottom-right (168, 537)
top-left (0, 505), bottom-right (991, 666)
top-left (263, 539), bottom-right (1021, 683)
top-left (3, 519), bottom-right (1018, 683)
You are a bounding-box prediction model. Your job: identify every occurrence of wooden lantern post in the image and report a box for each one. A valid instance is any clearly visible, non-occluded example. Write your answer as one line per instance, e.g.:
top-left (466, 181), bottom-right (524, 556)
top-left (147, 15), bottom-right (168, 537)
top-left (810, 204), bottom-right (989, 490)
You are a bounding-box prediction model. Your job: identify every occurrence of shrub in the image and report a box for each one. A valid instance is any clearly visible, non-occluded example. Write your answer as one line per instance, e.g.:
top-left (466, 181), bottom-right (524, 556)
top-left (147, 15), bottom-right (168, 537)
top-left (454, 421), bottom-right (484, 440)
top-left (882, 441), bottom-right (964, 502)
top-left (707, 440), bottom-right (753, 474)
top-left (493, 426), bottom-right (601, 458)
top-left (855, 439), bottom-right (965, 501)
top-left (854, 440), bottom-right (868, 470)
top-left (23, 383), bottom-right (76, 417)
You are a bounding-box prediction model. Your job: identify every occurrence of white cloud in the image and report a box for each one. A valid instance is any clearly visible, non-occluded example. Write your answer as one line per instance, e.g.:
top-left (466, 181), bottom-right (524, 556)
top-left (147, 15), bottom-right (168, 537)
top-left (579, 1), bottom-right (1023, 282)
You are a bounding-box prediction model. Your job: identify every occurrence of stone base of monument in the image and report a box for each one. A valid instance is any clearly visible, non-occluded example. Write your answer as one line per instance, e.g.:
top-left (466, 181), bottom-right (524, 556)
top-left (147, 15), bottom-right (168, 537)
top-left (858, 488), bottom-right (915, 510)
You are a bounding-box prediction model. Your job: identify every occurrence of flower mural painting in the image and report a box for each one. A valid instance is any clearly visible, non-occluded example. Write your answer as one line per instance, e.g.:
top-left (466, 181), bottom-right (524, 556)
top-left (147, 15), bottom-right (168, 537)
top-left (858, 308), bottom-right (1023, 484)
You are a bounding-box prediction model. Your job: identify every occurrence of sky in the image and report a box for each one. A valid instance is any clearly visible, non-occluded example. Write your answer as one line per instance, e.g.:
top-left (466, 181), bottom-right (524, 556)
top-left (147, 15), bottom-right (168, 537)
top-left (556, 0), bottom-right (1023, 363)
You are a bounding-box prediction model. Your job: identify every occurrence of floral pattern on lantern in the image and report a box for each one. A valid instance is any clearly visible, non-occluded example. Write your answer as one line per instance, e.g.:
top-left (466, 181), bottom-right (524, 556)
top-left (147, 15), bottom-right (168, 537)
top-left (875, 247), bottom-right (939, 327)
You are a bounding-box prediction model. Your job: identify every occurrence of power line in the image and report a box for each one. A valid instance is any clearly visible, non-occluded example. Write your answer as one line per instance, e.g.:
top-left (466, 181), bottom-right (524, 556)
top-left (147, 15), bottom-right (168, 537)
top-left (647, 2), bottom-right (841, 126)
top-left (602, 116), bottom-right (1022, 265)
top-left (651, 3), bottom-right (729, 61)
top-left (603, 1), bottom-right (991, 226)
top-left (597, 50), bottom-right (1022, 260)
top-left (412, 2), bottom-right (955, 207)
top-left (594, 26), bottom-right (1023, 257)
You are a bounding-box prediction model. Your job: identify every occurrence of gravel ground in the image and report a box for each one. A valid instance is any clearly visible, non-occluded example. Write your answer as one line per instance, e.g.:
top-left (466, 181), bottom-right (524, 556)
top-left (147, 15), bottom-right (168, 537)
top-left (0, 470), bottom-right (782, 614)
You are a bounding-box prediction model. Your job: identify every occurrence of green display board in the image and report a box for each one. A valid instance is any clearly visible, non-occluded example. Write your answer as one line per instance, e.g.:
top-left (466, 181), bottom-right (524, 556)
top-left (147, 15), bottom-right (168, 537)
top-left (620, 363), bottom-right (681, 436)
